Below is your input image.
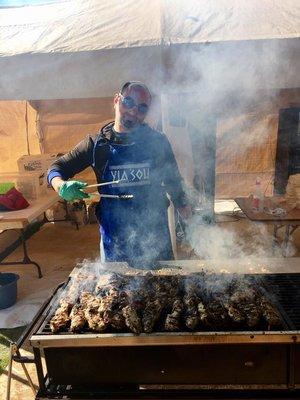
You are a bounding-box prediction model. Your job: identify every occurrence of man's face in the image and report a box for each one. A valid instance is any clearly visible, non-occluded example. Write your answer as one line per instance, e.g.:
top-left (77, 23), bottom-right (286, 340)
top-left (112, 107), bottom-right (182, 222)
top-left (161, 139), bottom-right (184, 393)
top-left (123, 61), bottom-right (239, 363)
top-left (114, 86), bottom-right (151, 131)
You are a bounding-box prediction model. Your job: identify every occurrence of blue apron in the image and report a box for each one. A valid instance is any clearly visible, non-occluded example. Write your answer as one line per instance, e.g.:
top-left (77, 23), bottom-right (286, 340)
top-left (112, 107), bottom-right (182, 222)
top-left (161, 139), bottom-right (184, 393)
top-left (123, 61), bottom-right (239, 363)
top-left (94, 133), bottom-right (173, 267)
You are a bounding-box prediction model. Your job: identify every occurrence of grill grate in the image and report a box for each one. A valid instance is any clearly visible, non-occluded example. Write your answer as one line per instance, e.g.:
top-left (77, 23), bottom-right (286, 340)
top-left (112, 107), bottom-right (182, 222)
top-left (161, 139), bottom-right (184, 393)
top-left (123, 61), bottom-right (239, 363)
top-left (35, 273), bottom-right (300, 335)
top-left (260, 273), bottom-right (300, 330)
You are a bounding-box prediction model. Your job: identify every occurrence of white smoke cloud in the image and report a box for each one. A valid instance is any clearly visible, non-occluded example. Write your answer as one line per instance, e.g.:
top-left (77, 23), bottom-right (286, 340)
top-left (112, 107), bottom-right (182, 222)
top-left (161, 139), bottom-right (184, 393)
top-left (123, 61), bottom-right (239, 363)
top-left (184, 212), bottom-right (296, 273)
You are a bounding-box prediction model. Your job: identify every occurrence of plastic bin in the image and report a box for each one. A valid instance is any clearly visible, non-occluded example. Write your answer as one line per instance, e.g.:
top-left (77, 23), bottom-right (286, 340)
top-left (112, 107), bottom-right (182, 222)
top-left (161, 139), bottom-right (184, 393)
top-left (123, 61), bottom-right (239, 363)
top-left (0, 172), bottom-right (46, 200)
top-left (0, 273), bottom-right (19, 309)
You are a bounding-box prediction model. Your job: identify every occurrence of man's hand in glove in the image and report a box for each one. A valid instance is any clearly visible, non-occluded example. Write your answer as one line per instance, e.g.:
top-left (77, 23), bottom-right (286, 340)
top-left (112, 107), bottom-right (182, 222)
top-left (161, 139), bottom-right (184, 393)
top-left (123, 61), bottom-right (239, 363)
top-left (58, 181), bottom-right (89, 202)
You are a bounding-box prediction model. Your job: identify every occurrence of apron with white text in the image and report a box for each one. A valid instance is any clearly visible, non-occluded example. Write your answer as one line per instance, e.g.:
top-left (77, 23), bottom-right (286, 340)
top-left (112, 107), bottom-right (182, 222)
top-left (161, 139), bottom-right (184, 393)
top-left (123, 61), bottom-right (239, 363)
top-left (94, 135), bottom-right (173, 267)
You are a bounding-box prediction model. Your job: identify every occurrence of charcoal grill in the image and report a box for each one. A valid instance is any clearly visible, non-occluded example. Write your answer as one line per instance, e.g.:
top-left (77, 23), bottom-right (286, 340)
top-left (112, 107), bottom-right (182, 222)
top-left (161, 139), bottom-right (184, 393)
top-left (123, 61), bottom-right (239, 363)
top-left (28, 271), bottom-right (300, 399)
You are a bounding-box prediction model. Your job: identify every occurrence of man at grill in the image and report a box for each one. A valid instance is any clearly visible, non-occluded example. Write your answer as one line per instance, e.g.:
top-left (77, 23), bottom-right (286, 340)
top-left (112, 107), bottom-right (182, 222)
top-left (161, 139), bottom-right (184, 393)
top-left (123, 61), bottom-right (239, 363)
top-left (48, 81), bottom-right (189, 267)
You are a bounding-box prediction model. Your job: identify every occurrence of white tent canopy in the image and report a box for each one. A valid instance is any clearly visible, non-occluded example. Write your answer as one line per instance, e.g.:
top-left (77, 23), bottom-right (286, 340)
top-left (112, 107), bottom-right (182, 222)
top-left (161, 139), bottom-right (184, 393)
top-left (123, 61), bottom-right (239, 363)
top-left (1, 0), bottom-right (299, 54)
top-left (0, 0), bottom-right (299, 199)
top-left (0, 0), bottom-right (299, 99)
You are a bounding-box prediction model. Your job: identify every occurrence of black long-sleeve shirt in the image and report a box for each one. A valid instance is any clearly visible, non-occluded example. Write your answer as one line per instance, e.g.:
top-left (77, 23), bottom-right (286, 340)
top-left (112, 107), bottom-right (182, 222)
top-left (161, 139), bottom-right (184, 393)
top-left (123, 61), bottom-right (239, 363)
top-left (48, 122), bottom-right (187, 209)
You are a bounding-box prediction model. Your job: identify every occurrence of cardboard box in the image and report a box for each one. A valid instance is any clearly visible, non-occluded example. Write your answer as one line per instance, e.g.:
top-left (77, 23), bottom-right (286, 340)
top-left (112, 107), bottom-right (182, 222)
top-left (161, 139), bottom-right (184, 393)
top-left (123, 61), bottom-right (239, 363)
top-left (17, 154), bottom-right (59, 173)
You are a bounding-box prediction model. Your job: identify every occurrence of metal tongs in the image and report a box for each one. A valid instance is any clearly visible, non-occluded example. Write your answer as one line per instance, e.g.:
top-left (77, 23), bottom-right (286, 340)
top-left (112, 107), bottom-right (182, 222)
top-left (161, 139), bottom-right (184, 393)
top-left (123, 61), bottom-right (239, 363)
top-left (86, 180), bottom-right (133, 200)
top-left (98, 194), bottom-right (133, 200)
top-left (85, 180), bottom-right (121, 188)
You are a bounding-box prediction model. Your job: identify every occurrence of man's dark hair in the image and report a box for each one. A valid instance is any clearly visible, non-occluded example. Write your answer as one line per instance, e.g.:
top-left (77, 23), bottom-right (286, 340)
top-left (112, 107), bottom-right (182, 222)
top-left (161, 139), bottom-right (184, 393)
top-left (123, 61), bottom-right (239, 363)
top-left (120, 81), bottom-right (151, 101)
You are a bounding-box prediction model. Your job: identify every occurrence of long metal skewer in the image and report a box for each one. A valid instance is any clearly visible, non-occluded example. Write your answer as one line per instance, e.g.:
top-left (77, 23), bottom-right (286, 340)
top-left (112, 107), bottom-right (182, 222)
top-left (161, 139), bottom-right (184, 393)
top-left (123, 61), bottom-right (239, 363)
top-left (102, 194), bottom-right (133, 199)
top-left (86, 180), bottom-right (121, 188)
top-left (89, 193), bottom-right (133, 199)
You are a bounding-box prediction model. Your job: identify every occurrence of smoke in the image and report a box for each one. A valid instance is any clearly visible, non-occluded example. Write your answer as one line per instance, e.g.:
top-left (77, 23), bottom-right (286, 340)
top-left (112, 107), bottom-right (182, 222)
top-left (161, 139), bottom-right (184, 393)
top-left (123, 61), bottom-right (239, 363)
top-left (148, 7), bottom-right (300, 268)
top-left (184, 212), bottom-right (296, 273)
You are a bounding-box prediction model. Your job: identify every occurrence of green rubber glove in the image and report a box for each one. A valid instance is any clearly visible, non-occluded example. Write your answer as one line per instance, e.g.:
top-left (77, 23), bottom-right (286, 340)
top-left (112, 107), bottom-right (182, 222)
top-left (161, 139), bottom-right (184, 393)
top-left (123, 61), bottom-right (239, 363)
top-left (58, 181), bottom-right (89, 202)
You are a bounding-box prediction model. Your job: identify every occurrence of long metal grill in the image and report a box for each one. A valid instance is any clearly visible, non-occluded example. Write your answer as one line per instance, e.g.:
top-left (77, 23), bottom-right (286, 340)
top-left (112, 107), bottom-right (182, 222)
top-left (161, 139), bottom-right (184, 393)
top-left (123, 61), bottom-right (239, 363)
top-left (30, 273), bottom-right (300, 399)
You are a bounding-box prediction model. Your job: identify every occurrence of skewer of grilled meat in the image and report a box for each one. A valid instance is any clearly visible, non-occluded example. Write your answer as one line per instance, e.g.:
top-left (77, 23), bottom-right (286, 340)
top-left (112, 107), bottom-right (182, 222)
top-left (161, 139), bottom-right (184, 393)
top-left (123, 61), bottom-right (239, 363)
top-left (204, 297), bottom-right (230, 329)
top-left (244, 303), bottom-right (261, 328)
top-left (224, 286), bottom-right (261, 328)
top-left (95, 272), bottom-right (129, 296)
top-left (100, 287), bottom-right (126, 330)
top-left (122, 305), bottom-right (142, 334)
top-left (69, 304), bottom-right (86, 332)
top-left (197, 300), bottom-right (209, 326)
top-left (81, 290), bottom-right (116, 332)
top-left (95, 273), bottom-right (130, 330)
top-left (224, 301), bottom-right (245, 325)
top-left (80, 292), bottom-right (107, 332)
top-left (122, 285), bottom-right (145, 333)
top-left (96, 276), bottom-right (145, 334)
top-left (260, 298), bottom-right (282, 329)
top-left (142, 298), bottom-right (165, 333)
top-left (223, 289), bottom-right (247, 326)
top-left (142, 275), bottom-right (179, 333)
top-left (50, 298), bottom-right (74, 332)
top-left (183, 293), bottom-right (200, 330)
top-left (182, 275), bottom-right (202, 330)
top-left (165, 298), bottom-right (184, 331)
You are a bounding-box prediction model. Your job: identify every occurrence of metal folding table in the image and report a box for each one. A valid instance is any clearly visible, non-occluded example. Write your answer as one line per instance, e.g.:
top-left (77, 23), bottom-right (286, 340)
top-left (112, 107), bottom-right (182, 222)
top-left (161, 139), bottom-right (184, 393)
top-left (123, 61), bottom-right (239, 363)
top-left (235, 197), bottom-right (300, 256)
top-left (0, 191), bottom-right (60, 278)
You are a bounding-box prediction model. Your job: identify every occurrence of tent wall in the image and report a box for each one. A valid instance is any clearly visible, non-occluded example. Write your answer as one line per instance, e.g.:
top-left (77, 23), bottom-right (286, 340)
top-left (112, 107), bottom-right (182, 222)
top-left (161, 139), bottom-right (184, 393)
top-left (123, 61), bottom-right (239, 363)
top-left (32, 98), bottom-right (114, 153)
top-left (0, 101), bottom-right (39, 173)
top-left (1, 88), bottom-right (299, 197)
top-left (216, 88), bottom-right (300, 197)
top-left (161, 88), bottom-right (300, 198)
top-left (31, 98), bottom-right (114, 183)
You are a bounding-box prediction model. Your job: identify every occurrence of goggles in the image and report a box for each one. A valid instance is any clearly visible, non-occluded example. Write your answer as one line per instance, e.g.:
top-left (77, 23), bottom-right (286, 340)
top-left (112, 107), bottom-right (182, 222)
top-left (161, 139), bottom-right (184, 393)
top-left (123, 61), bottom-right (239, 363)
top-left (120, 94), bottom-right (149, 114)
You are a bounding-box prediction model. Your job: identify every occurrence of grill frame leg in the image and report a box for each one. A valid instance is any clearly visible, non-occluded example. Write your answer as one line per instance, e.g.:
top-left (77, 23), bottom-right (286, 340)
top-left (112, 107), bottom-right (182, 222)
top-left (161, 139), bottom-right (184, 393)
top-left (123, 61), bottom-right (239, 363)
top-left (6, 343), bottom-right (36, 400)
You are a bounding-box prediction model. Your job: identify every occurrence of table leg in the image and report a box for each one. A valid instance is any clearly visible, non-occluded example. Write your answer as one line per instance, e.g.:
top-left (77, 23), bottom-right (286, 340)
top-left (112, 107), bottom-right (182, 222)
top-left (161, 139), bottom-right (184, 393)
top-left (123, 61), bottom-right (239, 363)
top-left (0, 229), bottom-right (43, 278)
top-left (282, 224), bottom-right (292, 257)
top-left (42, 200), bottom-right (79, 230)
top-left (272, 224), bottom-right (282, 254)
top-left (289, 225), bottom-right (299, 236)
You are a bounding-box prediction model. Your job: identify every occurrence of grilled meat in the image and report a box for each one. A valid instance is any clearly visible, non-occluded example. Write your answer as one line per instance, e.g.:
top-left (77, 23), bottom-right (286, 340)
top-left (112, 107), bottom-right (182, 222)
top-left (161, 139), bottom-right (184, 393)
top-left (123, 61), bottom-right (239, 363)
top-left (260, 298), bottom-right (282, 328)
top-left (96, 272), bottom-right (128, 296)
top-left (197, 301), bottom-right (209, 326)
top-left (80, 292), bottom-right (99, 307)
top-left (245, 304), bottom-right (261, 327)
top-left (205, 299), bottom-right (229, 328)
top-left (103, 310), bottom-right (126, 330)
top-left (165, 298), bottom-right (184, 331)
top-left (224, 302), bottom-right (245, 324)
top-left (141, 275), bottom-right (180, 333)
top-left (50, 299), bottom-right (73, 332)
top-left (69, 304), bottom-right (86, 332)
top-left (84, 307), bottom-right (107, 332)
top-left (122, 305), bottom-right (142, 334)
top-left (49, 272), bottom-right (283, 334)
top-left (224, 286), bottom-right (262, 328)
top-left (142, 298), bottom-right (164, 333)
top-left (80, 292), bottom-right (107, 332)
top-left (183, 293), bottom-right (200, 330)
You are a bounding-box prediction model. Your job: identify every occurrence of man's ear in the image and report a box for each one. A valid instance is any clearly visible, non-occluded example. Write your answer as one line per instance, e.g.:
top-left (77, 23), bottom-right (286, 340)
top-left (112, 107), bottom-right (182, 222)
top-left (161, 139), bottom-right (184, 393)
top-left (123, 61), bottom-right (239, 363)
top-left (113, 93), bottom-right (119, 106)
